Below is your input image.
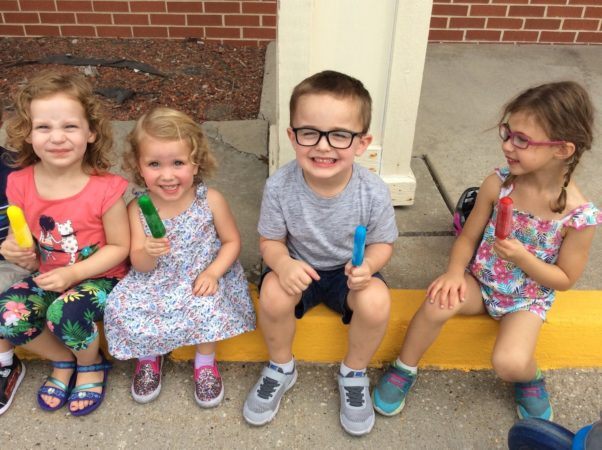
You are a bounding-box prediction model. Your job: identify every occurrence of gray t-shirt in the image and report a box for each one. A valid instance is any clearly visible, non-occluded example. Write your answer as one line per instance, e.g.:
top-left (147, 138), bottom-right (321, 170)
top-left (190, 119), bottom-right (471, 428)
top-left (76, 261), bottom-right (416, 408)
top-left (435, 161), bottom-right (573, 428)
top-left (258, 161), bottom-right (398, 271)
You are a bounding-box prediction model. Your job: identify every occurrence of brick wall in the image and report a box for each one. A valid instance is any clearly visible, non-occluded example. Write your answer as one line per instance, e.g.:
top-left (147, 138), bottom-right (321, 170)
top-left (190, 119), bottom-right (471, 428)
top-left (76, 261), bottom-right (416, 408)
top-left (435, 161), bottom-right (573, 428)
top-left (430, 0), bottom-right (602, 44)
top-left (0, 0), bottom-right (276, 46)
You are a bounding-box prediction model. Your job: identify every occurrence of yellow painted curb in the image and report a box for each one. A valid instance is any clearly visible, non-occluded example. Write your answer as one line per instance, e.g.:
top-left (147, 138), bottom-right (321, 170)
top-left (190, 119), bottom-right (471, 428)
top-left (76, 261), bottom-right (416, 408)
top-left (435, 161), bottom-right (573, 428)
top-left (17, 287), bottom-right (602, 369)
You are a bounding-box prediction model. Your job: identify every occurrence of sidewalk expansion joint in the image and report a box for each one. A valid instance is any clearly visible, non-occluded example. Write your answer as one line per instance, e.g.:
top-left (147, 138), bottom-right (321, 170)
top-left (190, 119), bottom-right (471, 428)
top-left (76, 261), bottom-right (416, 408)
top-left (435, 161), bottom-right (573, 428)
top-left (418, 154), bottom-right (454, 214)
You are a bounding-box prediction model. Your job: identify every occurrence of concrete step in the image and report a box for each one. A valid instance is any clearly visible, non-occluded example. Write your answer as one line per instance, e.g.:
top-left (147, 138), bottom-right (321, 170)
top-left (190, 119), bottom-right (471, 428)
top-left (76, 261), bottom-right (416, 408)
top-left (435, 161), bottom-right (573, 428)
top-left (17, 288), bottom-right (601, 369)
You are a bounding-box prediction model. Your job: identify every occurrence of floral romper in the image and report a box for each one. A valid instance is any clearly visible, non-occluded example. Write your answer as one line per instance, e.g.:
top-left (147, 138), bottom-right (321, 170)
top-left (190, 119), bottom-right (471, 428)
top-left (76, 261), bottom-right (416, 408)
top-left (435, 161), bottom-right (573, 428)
top-left (469, 168), bottom-right (602, 321)
top-left (104, 184), bottom-right (256, 359)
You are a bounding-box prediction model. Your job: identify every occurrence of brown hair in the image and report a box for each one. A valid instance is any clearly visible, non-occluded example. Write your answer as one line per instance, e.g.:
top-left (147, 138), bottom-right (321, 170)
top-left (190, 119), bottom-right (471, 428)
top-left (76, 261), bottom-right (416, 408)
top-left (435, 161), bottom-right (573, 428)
top-left (500, 81), bottom-right (594, 213)
top-left (124, 107), bottom-right (217, 187)
top-left (5, 70), bottom-right (113, 173)
top-left (289, 70), bottom-right (372, 133)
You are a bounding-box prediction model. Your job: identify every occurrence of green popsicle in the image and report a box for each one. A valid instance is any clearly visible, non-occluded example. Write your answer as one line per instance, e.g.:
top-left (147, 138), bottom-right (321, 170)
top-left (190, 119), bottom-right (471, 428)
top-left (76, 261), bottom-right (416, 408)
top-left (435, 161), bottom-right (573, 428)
top-left (137, 194), bottom-right (166, 238)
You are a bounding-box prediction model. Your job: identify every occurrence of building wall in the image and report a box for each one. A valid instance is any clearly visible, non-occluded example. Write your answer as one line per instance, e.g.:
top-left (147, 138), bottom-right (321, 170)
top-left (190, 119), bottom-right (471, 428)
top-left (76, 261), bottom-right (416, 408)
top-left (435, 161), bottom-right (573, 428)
top-left (430, 0), bottom-right (602, 44)
top-left (0, 1), bottom-right (601, 45)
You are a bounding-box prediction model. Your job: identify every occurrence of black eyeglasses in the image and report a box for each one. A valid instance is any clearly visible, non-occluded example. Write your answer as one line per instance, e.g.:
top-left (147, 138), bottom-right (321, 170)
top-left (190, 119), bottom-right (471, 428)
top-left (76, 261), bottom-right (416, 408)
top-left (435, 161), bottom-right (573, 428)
top-left (499, 123), bottom-right (565, 150)
top-left (291, 127), bottom-right (364, 150)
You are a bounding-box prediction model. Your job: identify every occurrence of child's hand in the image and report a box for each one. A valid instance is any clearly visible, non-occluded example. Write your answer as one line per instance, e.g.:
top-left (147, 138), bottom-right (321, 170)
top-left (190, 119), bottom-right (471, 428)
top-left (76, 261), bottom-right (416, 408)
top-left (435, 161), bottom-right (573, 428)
top-left (344, 260), bottom-right (372, 291)
top-left (0, 235), bottom-right (37, 267)
top-left (426, 271), bottom-right (466, 309)
top-left (193, 271), bottom-right (219, 297)
top-left (144, 236), bottom-right (170, 258)
top-left (277, 259), bottom-right (320, 296)
top-left (33, 267), bottom-right (76, 292)
top-left (493, 238), bottom-right (527, 264)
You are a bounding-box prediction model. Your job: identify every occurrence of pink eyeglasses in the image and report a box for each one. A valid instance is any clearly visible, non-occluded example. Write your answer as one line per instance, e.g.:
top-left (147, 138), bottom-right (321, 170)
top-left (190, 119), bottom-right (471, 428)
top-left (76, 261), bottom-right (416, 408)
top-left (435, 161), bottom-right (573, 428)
top-left (499, 123), bottom-right (566, 150)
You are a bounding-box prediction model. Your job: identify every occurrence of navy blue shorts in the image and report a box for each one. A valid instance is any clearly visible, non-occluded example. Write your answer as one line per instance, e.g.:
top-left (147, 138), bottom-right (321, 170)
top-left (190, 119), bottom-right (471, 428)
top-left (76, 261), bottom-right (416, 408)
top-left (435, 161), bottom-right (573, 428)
top-left (260, 266), bottom-right (385, 325)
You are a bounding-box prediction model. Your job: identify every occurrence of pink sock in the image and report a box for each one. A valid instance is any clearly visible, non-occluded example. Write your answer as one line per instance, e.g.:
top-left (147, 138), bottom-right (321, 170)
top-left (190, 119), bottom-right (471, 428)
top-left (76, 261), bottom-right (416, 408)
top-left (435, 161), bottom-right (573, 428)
top-left (139, 355), bottom-right (158, 362)
top-left (195, 352), bottom-right (215, 369)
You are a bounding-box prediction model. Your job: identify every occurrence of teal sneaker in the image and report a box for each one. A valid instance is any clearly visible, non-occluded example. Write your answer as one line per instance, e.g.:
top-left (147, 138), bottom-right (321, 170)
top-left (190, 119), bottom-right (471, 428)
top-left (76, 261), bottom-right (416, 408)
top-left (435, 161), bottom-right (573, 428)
top-left (515, 377), bottom-right (553, 421)
top-left (372, 364), bottom-right (417, 416)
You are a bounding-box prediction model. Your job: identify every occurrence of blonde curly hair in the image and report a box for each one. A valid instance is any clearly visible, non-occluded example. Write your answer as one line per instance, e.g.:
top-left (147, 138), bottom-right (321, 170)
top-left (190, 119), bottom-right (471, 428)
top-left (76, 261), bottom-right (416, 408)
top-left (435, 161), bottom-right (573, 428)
top-left (124, 107), bottom-right (217, 187)
top-left (5, 70), bottom-right (113, 173)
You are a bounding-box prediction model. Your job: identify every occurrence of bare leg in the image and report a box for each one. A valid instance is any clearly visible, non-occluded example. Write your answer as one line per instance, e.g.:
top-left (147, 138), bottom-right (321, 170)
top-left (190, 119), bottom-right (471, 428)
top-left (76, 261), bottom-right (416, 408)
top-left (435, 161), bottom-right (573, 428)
top-left (492, 311), bottom-right (543, 382)
top-left (257, 272), bottom-right (300, 364)
top-left (345, 278), bottom-right (390, 369)
top-left (0, 338), bottom-right (13, 353)
top-left (196, 342), bottom-right (217, 355)
top-left (399, 273), bottom-right (486, 366)
top-left (20, 327), bottom-right (74, 409)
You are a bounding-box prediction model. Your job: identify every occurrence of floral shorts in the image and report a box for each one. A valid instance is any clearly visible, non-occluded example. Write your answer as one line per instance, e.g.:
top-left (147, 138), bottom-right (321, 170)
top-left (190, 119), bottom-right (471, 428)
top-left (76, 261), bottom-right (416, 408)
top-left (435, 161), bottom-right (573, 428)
top-left (480, 284), bottom-right (553, 321)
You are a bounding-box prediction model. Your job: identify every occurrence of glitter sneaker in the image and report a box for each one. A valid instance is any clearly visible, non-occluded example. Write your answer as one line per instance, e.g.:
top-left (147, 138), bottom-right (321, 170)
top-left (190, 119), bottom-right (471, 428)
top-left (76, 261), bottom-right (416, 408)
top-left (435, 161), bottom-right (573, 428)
top-left (243, 363), bottom-right (297, 426)
top-left (194, 361), bottom-right (224, 408)
top-left (0, 354), bottom-right (26, 415)
top-left (338, 372), bottom-right (375, 436)
top-left (372, 364), bottom-right (417, 416)
top-left (515, 377), bottom-right (553, 421)
top-left (131, 356), bottom-right (163, 404)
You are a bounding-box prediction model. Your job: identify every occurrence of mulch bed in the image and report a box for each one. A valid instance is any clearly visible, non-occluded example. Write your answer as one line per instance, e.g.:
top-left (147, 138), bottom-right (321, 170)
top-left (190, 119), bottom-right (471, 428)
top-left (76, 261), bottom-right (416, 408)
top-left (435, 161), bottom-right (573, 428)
top-left (0, 37), bottom-right (266, 123)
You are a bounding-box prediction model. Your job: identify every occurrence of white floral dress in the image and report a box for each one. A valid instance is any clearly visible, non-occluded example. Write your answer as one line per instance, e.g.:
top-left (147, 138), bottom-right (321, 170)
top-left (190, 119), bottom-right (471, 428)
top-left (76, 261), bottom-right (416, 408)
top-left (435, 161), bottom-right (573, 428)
top-left (104, 184), bottom-right (256, 359)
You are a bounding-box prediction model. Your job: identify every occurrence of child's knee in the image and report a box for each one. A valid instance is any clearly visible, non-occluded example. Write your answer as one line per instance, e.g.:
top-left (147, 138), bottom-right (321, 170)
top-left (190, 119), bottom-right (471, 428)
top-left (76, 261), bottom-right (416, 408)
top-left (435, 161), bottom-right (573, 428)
top-left (259, 274), bottom-right (297, 319)
top-left (491, 350), bottom-right (532, 381)
top-left (350, 283), bottom-right (390, 325)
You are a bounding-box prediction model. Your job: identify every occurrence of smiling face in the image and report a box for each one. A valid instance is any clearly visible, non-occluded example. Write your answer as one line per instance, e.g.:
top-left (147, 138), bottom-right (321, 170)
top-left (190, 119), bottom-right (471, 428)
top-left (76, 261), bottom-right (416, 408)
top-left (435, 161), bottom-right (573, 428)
top-left (288, 93), bottom-right (372, 196)
top-left (137, 135), bottom-right (199, 207)
top-left (27, 93), bottom-right (96, 173)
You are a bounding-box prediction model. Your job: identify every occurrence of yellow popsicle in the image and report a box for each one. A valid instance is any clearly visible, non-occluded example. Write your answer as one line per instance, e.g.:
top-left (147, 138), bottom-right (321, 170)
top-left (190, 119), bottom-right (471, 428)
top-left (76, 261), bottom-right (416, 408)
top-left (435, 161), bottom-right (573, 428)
top-left (7, 205), bottom-right (34, 248)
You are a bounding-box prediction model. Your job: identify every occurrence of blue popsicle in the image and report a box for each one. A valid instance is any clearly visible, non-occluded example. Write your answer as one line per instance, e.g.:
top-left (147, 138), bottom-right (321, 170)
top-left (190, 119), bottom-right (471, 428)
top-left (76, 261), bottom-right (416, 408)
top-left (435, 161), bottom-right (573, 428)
top-left (352, 225), bottom-right (367, 266)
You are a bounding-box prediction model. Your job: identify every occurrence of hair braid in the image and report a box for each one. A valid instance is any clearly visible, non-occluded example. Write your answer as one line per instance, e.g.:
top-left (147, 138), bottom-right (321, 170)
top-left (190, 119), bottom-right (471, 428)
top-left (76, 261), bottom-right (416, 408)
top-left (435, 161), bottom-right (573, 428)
top-left (552, 154), bottom-right (580, 213)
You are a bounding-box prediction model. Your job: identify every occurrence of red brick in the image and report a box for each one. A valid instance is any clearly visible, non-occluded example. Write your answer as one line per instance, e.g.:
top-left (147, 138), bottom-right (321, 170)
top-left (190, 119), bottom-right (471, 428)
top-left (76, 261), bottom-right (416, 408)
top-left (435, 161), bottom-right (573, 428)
top-left (540, 31), bottom-right (577, 43)
top-left (187, 14), bottom-right (222, 26)
top-left (470, 5), bottom-right (507, 17)
top-left (150, 13), bottom-right (185, 25)
top-left (130, 1), bottom-right (166, 13)
top-left (205, 1), bottom-right (240, 13)
top-left (93, 1), bottom-right (129, 12)
top-left (241, 1), bottom-right (276, 14)
top-left (491, 0), bottom-right (528, 3)
top-left (57, 1), bottom-right (93, 12)
top-left (242, 26), bottom-right (275, 39)
top-left (97, 25), bottom-right (132, 37)
top-left (451, 0), bottom-right (485, 3)
top-left (25, 24), bottom-right (60, 35)
top-left (61, 25), bottom-right (96, 35)
top-left (576, 31), bottom-right (602, 42)
top-left (465, 29), bottom-right (502, 41)
top-left (0, 1), bottom-right (19, 11)
top-left (166, 1), bottom-right (202, 13)
top-left (524, 19), bottom-right (561, 30)
top-left (428, 29), bottom-right (464, 41)
top-left (168, 26), bottom-right (204, 38)
top-left (0, 24), bottom-right (24, 35)
top-left (508, 6), bottom-right (545, 17)
top-left (502, 30), bottom-right (539, 41)
top-left (4, 12), bottom-right (40, 23)
top-left (39, 12), bottom-right (76, 23)
top-left (430, 16), bottom-right (448, 28)
top-left (114, 13), bottom-right (149, 25)
top-left (449, 17), bottom-right (485, 28)
top-left (547, 6), bottom-right (583, 18)
top-left (205, 26), bottom-right (240, 38)
top-left (76, 12), bottom-right (111, 24)
top-left (20, 1), bottom-right (56, 11)
top-left (531, 0), bottom-right (567, 4)
top-left (133, 25), bottom-right (168, 37)
top-left (221, 39), bottom-right (261, 46)
top-left (225, 14), bottom-right (259, 26)
top-left (584, 7), bottom-right (602, 19)
top-left (487, 18), bottom-right (523, 29)
top-left (261, 14), bottom-right (275, 27)
top-left (563, 19), bottom-right (599, 31)
top-left (432, 4), bottom-right (469, 16)
top-left (568, 0), bottom-right (600, 5)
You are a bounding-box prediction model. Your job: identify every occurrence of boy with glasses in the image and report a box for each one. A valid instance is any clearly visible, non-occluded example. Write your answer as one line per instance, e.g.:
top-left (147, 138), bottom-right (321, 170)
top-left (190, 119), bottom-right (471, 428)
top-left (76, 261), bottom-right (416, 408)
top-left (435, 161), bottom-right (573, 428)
top-left (243, 70), bottom-right (398, 436)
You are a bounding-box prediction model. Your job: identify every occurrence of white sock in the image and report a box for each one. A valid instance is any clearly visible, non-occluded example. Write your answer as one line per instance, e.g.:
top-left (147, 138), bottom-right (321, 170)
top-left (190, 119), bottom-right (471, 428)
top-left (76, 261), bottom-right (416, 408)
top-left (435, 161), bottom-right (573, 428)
top-left (195, 352), bottom-right (215, 369)
top-left (269, 358), bottom-right (295, 374)
top-left (340, 361), bottom-right (366, 377)
top-left (0, 349), bottom-right (14, 367)
top-left (394, 358), bottom-right (417, 374)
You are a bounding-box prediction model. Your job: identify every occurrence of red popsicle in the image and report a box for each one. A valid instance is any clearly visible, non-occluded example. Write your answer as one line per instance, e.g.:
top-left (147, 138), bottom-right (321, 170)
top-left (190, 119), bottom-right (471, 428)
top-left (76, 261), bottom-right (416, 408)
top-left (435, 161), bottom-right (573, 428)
top-left (495, 196), bottom-right (513, 239)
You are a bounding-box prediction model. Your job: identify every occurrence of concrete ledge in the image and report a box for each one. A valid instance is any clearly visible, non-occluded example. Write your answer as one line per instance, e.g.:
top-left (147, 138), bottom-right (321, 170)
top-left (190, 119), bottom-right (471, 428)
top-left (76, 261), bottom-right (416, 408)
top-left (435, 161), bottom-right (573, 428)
top-left (17, 288), bottom-right (602, 370)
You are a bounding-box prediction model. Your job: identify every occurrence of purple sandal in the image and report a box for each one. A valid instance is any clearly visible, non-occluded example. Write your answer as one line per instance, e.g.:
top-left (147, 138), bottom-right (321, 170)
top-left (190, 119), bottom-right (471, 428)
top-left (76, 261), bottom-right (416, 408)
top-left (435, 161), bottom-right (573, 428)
top-left (68, 351), bottom-right (112, 417)
top-left (37, 360), bottom-right (77, 412)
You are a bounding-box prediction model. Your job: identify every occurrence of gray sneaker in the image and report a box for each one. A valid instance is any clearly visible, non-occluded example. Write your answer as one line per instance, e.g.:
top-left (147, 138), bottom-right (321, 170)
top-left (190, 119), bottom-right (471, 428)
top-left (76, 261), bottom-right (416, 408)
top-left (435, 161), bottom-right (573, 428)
top-left (338, 373), bottom-right (375, 436)
top-left (243, 363), bottom-right (298, 426)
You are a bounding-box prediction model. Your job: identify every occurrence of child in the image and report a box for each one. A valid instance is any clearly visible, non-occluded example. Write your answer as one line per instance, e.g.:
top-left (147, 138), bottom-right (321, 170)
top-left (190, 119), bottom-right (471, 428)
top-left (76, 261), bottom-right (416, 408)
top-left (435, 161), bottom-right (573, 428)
top-left (103, 107), bottom-right (255, 407)
top-left (243, 70), bottom-right (398, 436)
top-left (373, 81), bottom-right (601, 421)
top-left (0, 71), bottom-right (130, 416)
top-left (0, 99), bottom-right (31, 415)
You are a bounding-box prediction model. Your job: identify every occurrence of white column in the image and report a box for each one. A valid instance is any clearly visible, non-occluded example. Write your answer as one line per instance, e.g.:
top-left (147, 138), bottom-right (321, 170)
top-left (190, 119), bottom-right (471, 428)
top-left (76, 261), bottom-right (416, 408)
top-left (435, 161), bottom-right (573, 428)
top-left (273, 0), bottom-right (432, 205)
